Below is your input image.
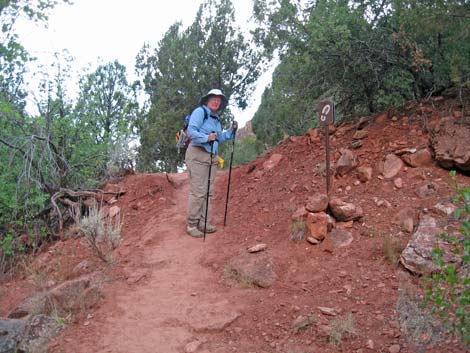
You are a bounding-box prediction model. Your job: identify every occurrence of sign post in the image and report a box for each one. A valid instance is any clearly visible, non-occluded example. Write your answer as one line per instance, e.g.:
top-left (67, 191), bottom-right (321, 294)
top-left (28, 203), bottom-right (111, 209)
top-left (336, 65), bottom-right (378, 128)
top-left (317, 101), bottom-right (335, 195)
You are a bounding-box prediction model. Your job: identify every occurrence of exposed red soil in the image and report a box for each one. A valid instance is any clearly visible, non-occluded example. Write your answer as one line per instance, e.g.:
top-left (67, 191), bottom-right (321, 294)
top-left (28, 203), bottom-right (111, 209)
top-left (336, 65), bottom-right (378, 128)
top-left (1, 96), bottom-right (470, 353)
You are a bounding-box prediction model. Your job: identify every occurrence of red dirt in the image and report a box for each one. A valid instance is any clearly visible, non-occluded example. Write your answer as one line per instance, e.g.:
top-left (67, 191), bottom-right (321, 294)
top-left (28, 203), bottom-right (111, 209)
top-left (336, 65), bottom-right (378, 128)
top-left (1, 97), bottom-right (469, 353)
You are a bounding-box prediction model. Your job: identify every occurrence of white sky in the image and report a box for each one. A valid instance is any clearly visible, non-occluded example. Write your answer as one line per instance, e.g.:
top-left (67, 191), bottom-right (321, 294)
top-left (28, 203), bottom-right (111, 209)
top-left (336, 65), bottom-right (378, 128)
top-left (16, 0), bottom-right (274, 127)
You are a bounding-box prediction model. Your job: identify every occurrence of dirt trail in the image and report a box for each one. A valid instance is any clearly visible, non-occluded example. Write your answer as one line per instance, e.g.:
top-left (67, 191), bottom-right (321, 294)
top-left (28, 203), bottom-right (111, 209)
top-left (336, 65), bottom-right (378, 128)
top-left (7, 96), bottom-right (468, 353)
top-left (62, 173), bottom-right (243, 353)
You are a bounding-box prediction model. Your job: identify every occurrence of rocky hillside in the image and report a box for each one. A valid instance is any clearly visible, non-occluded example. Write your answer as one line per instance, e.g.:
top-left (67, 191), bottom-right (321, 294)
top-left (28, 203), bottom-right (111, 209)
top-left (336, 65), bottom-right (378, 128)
top-left (1, 94), bottom-right (469, 353)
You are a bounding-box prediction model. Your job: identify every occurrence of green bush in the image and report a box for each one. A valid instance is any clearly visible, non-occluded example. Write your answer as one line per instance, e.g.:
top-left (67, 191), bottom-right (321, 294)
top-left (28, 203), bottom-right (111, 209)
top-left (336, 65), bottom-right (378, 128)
top-left (425, 171), bottom-right (470, 346)
top-left (220, 135), bottom-right (266, 168)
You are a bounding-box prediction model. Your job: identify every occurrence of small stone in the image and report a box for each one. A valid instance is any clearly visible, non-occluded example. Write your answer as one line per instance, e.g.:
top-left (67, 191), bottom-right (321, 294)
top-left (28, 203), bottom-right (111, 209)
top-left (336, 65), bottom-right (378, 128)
top-left (366, 339), bottom-right (374, 349)
top-left (357, 166), bottom-right (373, 182)
top-left (317, 306), bottom-right (337, 316)
top-left (389, 344), bottom-right (400, 353)
top-left (306, 237), bottom-right (320, 245)
top-left (393, 178), bottom-right (403, 189)
top-left (185, 339), bottom-right (205, 353)
top-left (305, 194), bottom-right (329, 213)
top-left (247, 243), bottom-right (267, 253)
top-left (434, 203), bottom-right (457, 216)
top-left (337, 221), bottom-right (353, 229)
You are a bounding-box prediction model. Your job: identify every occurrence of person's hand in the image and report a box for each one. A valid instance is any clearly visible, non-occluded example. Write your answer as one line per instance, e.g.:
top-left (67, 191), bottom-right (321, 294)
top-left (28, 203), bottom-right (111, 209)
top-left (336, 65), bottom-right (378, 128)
top-left (231, 120), bottom-right (238, 132)
top-left (208, 132), bottom-right (217, 142)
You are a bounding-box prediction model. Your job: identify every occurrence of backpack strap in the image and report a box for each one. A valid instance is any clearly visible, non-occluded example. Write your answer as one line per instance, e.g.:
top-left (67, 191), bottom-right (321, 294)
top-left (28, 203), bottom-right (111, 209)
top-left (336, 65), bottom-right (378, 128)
top-left (199, 104), bottom-right (219, 121)
top-left (200, 104), bottom-right (209, 121)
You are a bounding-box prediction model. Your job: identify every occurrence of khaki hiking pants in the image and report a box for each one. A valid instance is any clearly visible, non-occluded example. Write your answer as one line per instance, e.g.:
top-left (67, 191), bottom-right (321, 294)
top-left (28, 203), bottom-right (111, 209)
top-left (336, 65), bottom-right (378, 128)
top-left (185, 146), bottom-right (218, 227)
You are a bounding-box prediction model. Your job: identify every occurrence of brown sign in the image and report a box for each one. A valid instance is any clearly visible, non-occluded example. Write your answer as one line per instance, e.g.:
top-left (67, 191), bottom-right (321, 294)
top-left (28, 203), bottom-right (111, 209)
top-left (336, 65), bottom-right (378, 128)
top-left (317, 101), bottom-right (335, 126)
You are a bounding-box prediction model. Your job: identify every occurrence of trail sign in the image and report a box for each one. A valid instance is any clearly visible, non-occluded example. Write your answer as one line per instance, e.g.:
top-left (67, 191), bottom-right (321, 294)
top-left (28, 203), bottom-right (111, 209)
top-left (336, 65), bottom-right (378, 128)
top-left (317, 101), bottom-right (335, 126)
top-left (316, 100), bottom-right (335, 195)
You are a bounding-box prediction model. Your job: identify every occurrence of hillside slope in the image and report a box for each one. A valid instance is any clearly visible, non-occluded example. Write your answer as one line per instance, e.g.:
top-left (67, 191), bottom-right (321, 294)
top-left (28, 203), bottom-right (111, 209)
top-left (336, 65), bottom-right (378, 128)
top-left (1, 95), bottom-right (469, 353)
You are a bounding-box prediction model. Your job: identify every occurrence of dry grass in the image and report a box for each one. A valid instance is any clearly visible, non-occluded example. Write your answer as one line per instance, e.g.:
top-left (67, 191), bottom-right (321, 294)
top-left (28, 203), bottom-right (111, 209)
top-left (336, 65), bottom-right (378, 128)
top-left (329, 313), bottom-right (356, 345)
top-left (396, 284), bottom-right (445, 352)
top-left (290, 314), bottom-right (316, 334)
top-left (20, 257), bottom-right (49, 291)
top-left (78, 204), bottom-right (122, 262)
top-left (289, 220), bottom-right (306, 241)
top-left (54, 243), bottom-right (78, 282)
top-left (223, 265), bottom-right (255, 288)
top-left (382, 234), bottom-right (402, 265)
top-left (0, 286), bottom-right (6, 303)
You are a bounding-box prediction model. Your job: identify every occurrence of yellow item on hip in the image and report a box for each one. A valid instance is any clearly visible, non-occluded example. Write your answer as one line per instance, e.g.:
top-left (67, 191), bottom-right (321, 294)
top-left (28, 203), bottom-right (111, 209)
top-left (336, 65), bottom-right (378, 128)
top-left (218, 156), bottom-right (224, 169)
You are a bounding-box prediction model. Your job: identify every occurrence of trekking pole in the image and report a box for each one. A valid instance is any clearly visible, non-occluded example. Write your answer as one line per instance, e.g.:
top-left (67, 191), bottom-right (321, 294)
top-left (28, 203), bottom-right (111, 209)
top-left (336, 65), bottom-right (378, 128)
top-left (203, 133), bottom-right (215, 242)
top-left (223, 129), bottom-right (236, 226)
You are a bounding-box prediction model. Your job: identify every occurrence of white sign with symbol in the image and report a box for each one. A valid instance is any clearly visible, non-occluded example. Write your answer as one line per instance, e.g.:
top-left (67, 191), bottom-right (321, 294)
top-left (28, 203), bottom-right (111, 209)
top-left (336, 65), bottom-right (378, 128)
top-left (317, 101), bottom-right (334, 126)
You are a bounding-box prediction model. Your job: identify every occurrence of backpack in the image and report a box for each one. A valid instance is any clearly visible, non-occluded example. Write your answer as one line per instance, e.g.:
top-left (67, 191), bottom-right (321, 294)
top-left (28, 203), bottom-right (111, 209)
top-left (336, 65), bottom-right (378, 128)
top-left (176, 125), bottom-right (189, 150)
top-left (175, 107), bottom-right (210, 151)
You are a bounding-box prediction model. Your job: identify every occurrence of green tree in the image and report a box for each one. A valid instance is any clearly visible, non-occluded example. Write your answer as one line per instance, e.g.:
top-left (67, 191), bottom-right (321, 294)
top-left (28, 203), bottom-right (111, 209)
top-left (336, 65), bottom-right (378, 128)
top-left (136, 0), bottom-right (266, 172)
top-left (252, 0), bottom-right (470, 146)
top-left (220, 135), bottom-right (266, 167)
top-left (74, 60), bottom-right (140, 174)
top-left (0, 0), bottom-right (71, 108)
top-left (75, 60), bottom-right (139, 145)
top-left (1, 0), bottom-right (73, 229)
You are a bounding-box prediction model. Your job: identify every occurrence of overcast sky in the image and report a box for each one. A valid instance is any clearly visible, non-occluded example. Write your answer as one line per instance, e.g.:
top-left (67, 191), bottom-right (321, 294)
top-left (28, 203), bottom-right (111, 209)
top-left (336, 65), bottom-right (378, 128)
top-left (16, 0), bottom-right (273, 127)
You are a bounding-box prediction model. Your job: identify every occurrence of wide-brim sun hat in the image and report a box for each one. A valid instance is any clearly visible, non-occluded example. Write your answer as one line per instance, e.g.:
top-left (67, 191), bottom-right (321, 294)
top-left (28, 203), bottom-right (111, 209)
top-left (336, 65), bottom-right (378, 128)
top-left (200, 88), bottom-right (228, 111)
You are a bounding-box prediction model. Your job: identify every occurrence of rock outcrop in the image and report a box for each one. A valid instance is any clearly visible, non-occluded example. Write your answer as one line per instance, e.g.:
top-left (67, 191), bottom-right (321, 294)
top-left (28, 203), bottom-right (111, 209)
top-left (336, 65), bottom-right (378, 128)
top-left (431, 118), bottom-right (470, 171)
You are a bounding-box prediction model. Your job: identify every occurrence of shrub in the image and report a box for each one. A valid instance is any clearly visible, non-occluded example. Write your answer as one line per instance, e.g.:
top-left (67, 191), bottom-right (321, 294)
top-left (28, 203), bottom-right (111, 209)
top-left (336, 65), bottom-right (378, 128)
top-left (0, 232), bottom-right (15, 276)
top-left (289, 220), bottom-right (306, 241)
top-left (425, 171), bottom-right (470, 346)
top-left (220, 136), bottom-right (266, 168)
top-left (78, 204), bottom-right (121, 262)
top-left (329, 313), bottom-right (355, 345)
top-left (398, 284), bottom-right (444, 350)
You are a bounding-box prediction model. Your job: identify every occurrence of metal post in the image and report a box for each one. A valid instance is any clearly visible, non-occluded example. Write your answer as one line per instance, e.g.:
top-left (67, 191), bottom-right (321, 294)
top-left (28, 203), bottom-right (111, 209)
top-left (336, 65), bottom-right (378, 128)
top-left (317, 101), bottom-right (334, 196)
top-left (224, 130), bottom-right (236, 226)
top-left (325, 125), bottom-right (330, 195)
top-left (203, 140), bottom-right (214, 242)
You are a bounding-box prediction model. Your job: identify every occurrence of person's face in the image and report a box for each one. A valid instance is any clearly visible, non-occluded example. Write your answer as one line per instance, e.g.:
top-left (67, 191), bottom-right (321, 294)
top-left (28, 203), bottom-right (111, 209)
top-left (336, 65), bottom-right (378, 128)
top-left (207, 96), bottom-right (222, 112)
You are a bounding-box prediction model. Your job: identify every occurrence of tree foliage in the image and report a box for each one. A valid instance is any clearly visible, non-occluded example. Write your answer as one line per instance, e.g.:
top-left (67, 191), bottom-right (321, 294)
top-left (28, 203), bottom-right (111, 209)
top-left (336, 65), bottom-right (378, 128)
top-left (0, 1), bottom-right (143, 270)
top-left (2, 0), bottom-right (469, 276)
top-left (252, 0), bottom-right (470, 147)
top-left (0, 0), bottom-right (72, 108)
top-left (136, 0), bottom-right (266, 172)
top-left (219, 135), bottom-right (266, 167)
top-left (75, 60), bottom-right (139, 145)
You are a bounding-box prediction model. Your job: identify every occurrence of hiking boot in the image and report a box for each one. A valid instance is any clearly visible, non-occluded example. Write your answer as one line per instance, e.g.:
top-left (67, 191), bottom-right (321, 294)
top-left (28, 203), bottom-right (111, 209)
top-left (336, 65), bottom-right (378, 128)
top-left (198, 223), bottom-right (217, 233)
top-left (186, 225), bottom-right (204, 238)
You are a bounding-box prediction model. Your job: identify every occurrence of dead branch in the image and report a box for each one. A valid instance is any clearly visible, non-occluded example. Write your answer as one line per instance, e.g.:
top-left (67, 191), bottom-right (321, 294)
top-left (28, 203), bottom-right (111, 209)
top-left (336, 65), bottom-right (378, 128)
top-left (50, 188), bottom-right (126, 239)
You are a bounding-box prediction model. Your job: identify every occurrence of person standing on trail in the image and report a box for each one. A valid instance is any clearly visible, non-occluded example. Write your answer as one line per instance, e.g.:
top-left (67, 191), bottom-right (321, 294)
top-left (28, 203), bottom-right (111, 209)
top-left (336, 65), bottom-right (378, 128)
top-left (185, 89), bottom-right (238, 237)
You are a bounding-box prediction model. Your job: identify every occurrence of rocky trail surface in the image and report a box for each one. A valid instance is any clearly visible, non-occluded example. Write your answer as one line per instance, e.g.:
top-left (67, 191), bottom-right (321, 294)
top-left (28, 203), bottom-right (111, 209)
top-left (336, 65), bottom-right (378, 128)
top-left (1, 95), bottom-right (470, 353)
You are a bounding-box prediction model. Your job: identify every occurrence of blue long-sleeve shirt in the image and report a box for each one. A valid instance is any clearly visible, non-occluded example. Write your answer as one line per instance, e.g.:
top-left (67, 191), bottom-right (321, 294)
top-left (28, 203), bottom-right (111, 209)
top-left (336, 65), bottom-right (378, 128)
top-left (187, 105), bottom-right (234, 154)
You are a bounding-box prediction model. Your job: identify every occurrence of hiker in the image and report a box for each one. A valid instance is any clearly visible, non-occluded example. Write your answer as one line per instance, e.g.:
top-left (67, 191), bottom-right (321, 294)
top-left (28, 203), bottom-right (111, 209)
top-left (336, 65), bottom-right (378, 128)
top-left (185, 89), bottom-right (238, 237)
top-left (176, 115), bottom-right (191, 154)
